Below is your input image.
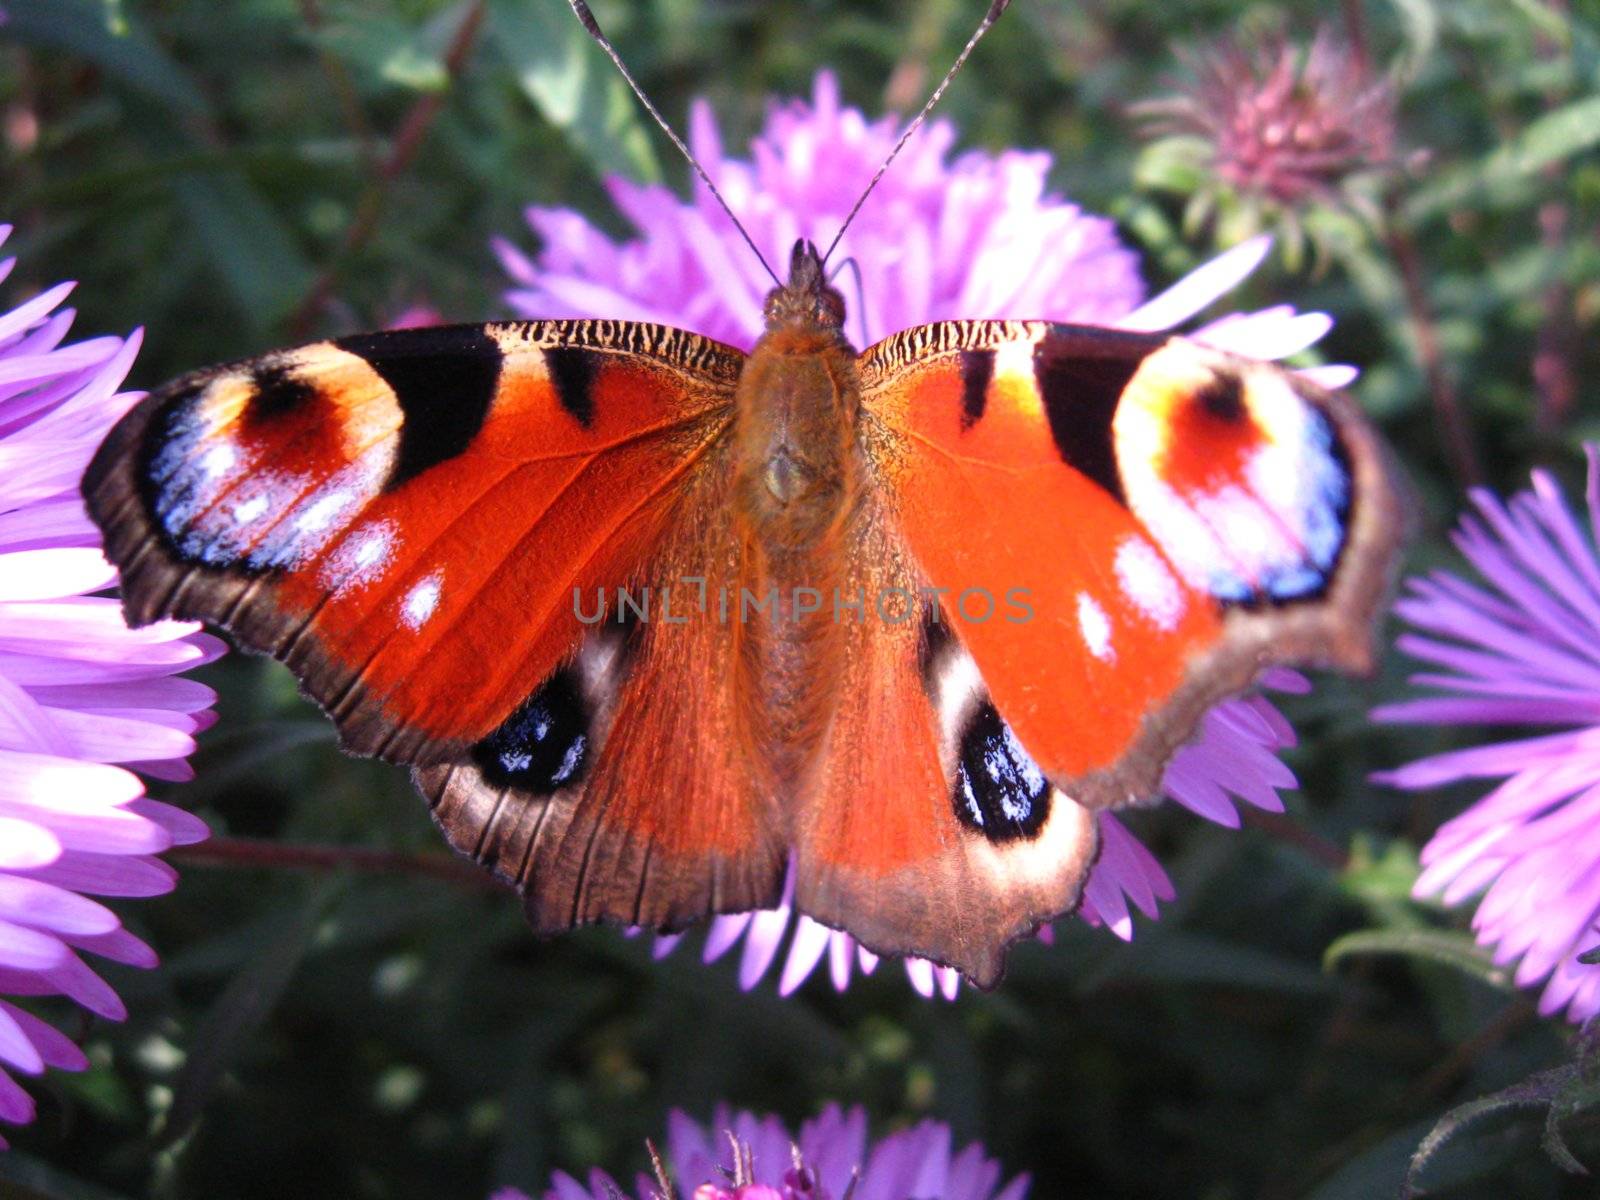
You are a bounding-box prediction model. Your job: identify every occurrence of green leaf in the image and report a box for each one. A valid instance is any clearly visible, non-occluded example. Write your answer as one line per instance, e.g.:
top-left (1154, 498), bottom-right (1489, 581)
top-left (487, 0), bottom-right (661, 184)
top-left (1382, 0), bottom-right (1441, 81)
top-left (158, 883), bottom-right (336, 1147)
top-left (309, 12), bottom-right (454, 94)
top-left (28, 144), bottom-right (359, 208)
top-left (1340, 835), bottom-right (1423, 910)
top-left (1505, 0), bottom-right (1575, 47)
top-left (1407, 94), bottom-right (1600, 220)
top-left (2, 0), bottom-right (206, 113)
top-left (1324, 927), bottom-right (1512, 989)
top-left (1509, 94), bottom-right (1600, 174)
top-left (1131, 136), bottom-right (1209, 194)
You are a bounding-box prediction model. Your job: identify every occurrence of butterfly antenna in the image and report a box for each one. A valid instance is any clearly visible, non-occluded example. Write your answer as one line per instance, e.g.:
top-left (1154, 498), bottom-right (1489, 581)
top-left (566, 0), bottom-right (782, 288)
top-left (829, 255), bottom-right (870, 345)
top-left (821, 0), bottom-right (1012, 267)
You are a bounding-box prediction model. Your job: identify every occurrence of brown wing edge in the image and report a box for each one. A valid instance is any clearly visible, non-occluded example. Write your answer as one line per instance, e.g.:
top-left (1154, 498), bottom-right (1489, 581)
top-left (795, 792), bottom-right (1102, 990)
top-left (414, 760), bottom-right (788, 938)
top-left (80, 320), bottom-right (747, 770)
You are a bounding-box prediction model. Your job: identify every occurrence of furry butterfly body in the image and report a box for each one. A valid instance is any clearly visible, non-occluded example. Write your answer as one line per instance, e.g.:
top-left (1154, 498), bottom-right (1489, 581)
top-left (83, 237), bottom-right (1402, 986)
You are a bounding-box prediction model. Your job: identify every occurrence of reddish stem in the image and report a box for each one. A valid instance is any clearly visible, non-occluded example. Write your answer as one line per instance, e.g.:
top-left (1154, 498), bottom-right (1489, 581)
top-left (1386, 217), bottom-right (1483, 487)
top-left (172, 834), bottom-right (497, 890)
top-left (1243, 808), bottom-right (1350, 870)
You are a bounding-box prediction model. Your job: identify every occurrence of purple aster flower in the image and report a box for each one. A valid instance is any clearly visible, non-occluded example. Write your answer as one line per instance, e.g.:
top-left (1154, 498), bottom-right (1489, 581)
top-left (1374, 447), bottom-right (1600, 1022)
top-left (498, 73), bottom-right (1335, 996)
top-left (0, 225), bottom-right (219, 1143)
top-left (491, 1103), bottom-right (1026, 1200)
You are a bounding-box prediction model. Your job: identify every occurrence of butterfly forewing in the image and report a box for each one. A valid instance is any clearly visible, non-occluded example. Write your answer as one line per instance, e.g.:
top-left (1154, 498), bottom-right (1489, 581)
top-left (858, 320), bottom-right (1403, 812)
top-left (86, 320), bottom-right (790, 928)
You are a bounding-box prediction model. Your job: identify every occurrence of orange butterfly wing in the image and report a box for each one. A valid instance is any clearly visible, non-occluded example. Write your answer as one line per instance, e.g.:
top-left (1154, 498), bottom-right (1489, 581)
top-left (858, 321), bottom-right (1402, 809)
top-left (786, 319), bottom-right (1401, 984)
top-left (790, 483), bottom-right (1099, 986)
top-left (85, 321), bottom-right (786, 929)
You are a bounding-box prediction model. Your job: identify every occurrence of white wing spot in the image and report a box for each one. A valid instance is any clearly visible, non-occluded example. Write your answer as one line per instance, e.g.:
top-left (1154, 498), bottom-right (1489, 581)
top-left (400, 571), bottom-right (443, 631)
top-left (319, 520), bottom-right (397, 594)
top-left (231, 495), bottom-right (268, 525)
top-left (353, 535), bottom-right (384, 569)
top-left (1115, 536), bottom-right (1186, 631)
top-left (1076, 592), bottom-right (1115, 662)
top-left (201, 443), bottom-right (239, 480)
top-left (296, 490), bottom-right (352, 537)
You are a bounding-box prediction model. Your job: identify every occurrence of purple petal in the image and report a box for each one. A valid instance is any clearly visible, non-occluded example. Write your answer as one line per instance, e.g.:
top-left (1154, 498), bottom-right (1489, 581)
top-left (0, 1001), bottom-right (84, 1072)
top-left (0, 875), bottom-right (117, 937)
top-left (777, 916), bottom-right (832, 995)
top-left (1378, 449), bottom-right (1600, 1021)
top-left (0, 817), bottom-right (60, 870)
top-left (0, 547), bottom-right (115, 600)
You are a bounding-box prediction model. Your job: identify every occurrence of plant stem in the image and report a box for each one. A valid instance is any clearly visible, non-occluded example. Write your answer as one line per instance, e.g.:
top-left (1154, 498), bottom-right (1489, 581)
top-left (1244, 808), bottom-right (1350, 870)
top-left (1385, 214), bottom-right (1483, 487)
top-left (1533, 200), bottom-right (1576, 435)
top-left (172, 834), bottom-right (498, 890)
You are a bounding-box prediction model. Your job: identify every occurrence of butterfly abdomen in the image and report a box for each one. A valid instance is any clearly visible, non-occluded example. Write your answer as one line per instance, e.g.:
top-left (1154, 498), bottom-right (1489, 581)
top-left (728, 332), bottom-right (863, 789)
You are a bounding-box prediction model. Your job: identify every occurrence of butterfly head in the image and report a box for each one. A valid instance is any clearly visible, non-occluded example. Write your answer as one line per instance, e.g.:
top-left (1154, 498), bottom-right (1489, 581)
top-left (762, 239), bottom-right (847, 335)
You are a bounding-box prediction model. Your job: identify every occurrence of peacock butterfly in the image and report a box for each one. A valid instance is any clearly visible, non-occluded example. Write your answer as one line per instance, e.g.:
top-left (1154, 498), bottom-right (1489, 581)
top-left (81, 0), bottom-right (1404, 986)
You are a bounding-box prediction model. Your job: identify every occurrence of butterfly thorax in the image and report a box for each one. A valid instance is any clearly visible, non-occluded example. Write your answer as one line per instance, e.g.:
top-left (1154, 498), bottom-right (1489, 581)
top-left (733, 239), bottom-right (859, 553)
top-left (731, 239), bottom-right (863, 786)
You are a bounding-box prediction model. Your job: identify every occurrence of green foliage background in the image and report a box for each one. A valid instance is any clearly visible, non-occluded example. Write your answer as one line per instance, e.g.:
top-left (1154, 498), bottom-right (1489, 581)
top-left (3, 0), bottom-right (1600, 1196)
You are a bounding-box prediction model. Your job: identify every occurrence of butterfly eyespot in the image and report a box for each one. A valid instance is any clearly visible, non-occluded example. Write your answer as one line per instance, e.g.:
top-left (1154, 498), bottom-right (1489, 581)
top-left (1113, 345), bottom-right (1354, 607)
top-left (138, 385), bottom-right (263, 569)
top-left (472, 669), bottom-right (592, 794)
top-left (954, 701), bottom-right (1051, 842)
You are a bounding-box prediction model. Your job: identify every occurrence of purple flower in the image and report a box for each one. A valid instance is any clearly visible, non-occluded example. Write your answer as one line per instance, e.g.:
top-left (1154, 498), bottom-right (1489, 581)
top-left (0, 225), bottom-right (218, 1143)
top-left (499, 73), bottom-right (1335, 995)
top-left (1374, 447), bottom-right (1600, 1022)
top-left (492, 1103), bottom-right (1027, 1200)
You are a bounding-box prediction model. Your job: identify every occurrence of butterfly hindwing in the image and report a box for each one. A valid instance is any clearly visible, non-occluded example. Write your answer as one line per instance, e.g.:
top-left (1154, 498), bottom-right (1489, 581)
top-left (791, 486), bottom-right (1099, 986)
top-left (858, 320), bottom-right (1402, 812)
top-left (416, 434), bottom-right (787, 931)
top-left (86, 320), bottom-right (787, 929)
